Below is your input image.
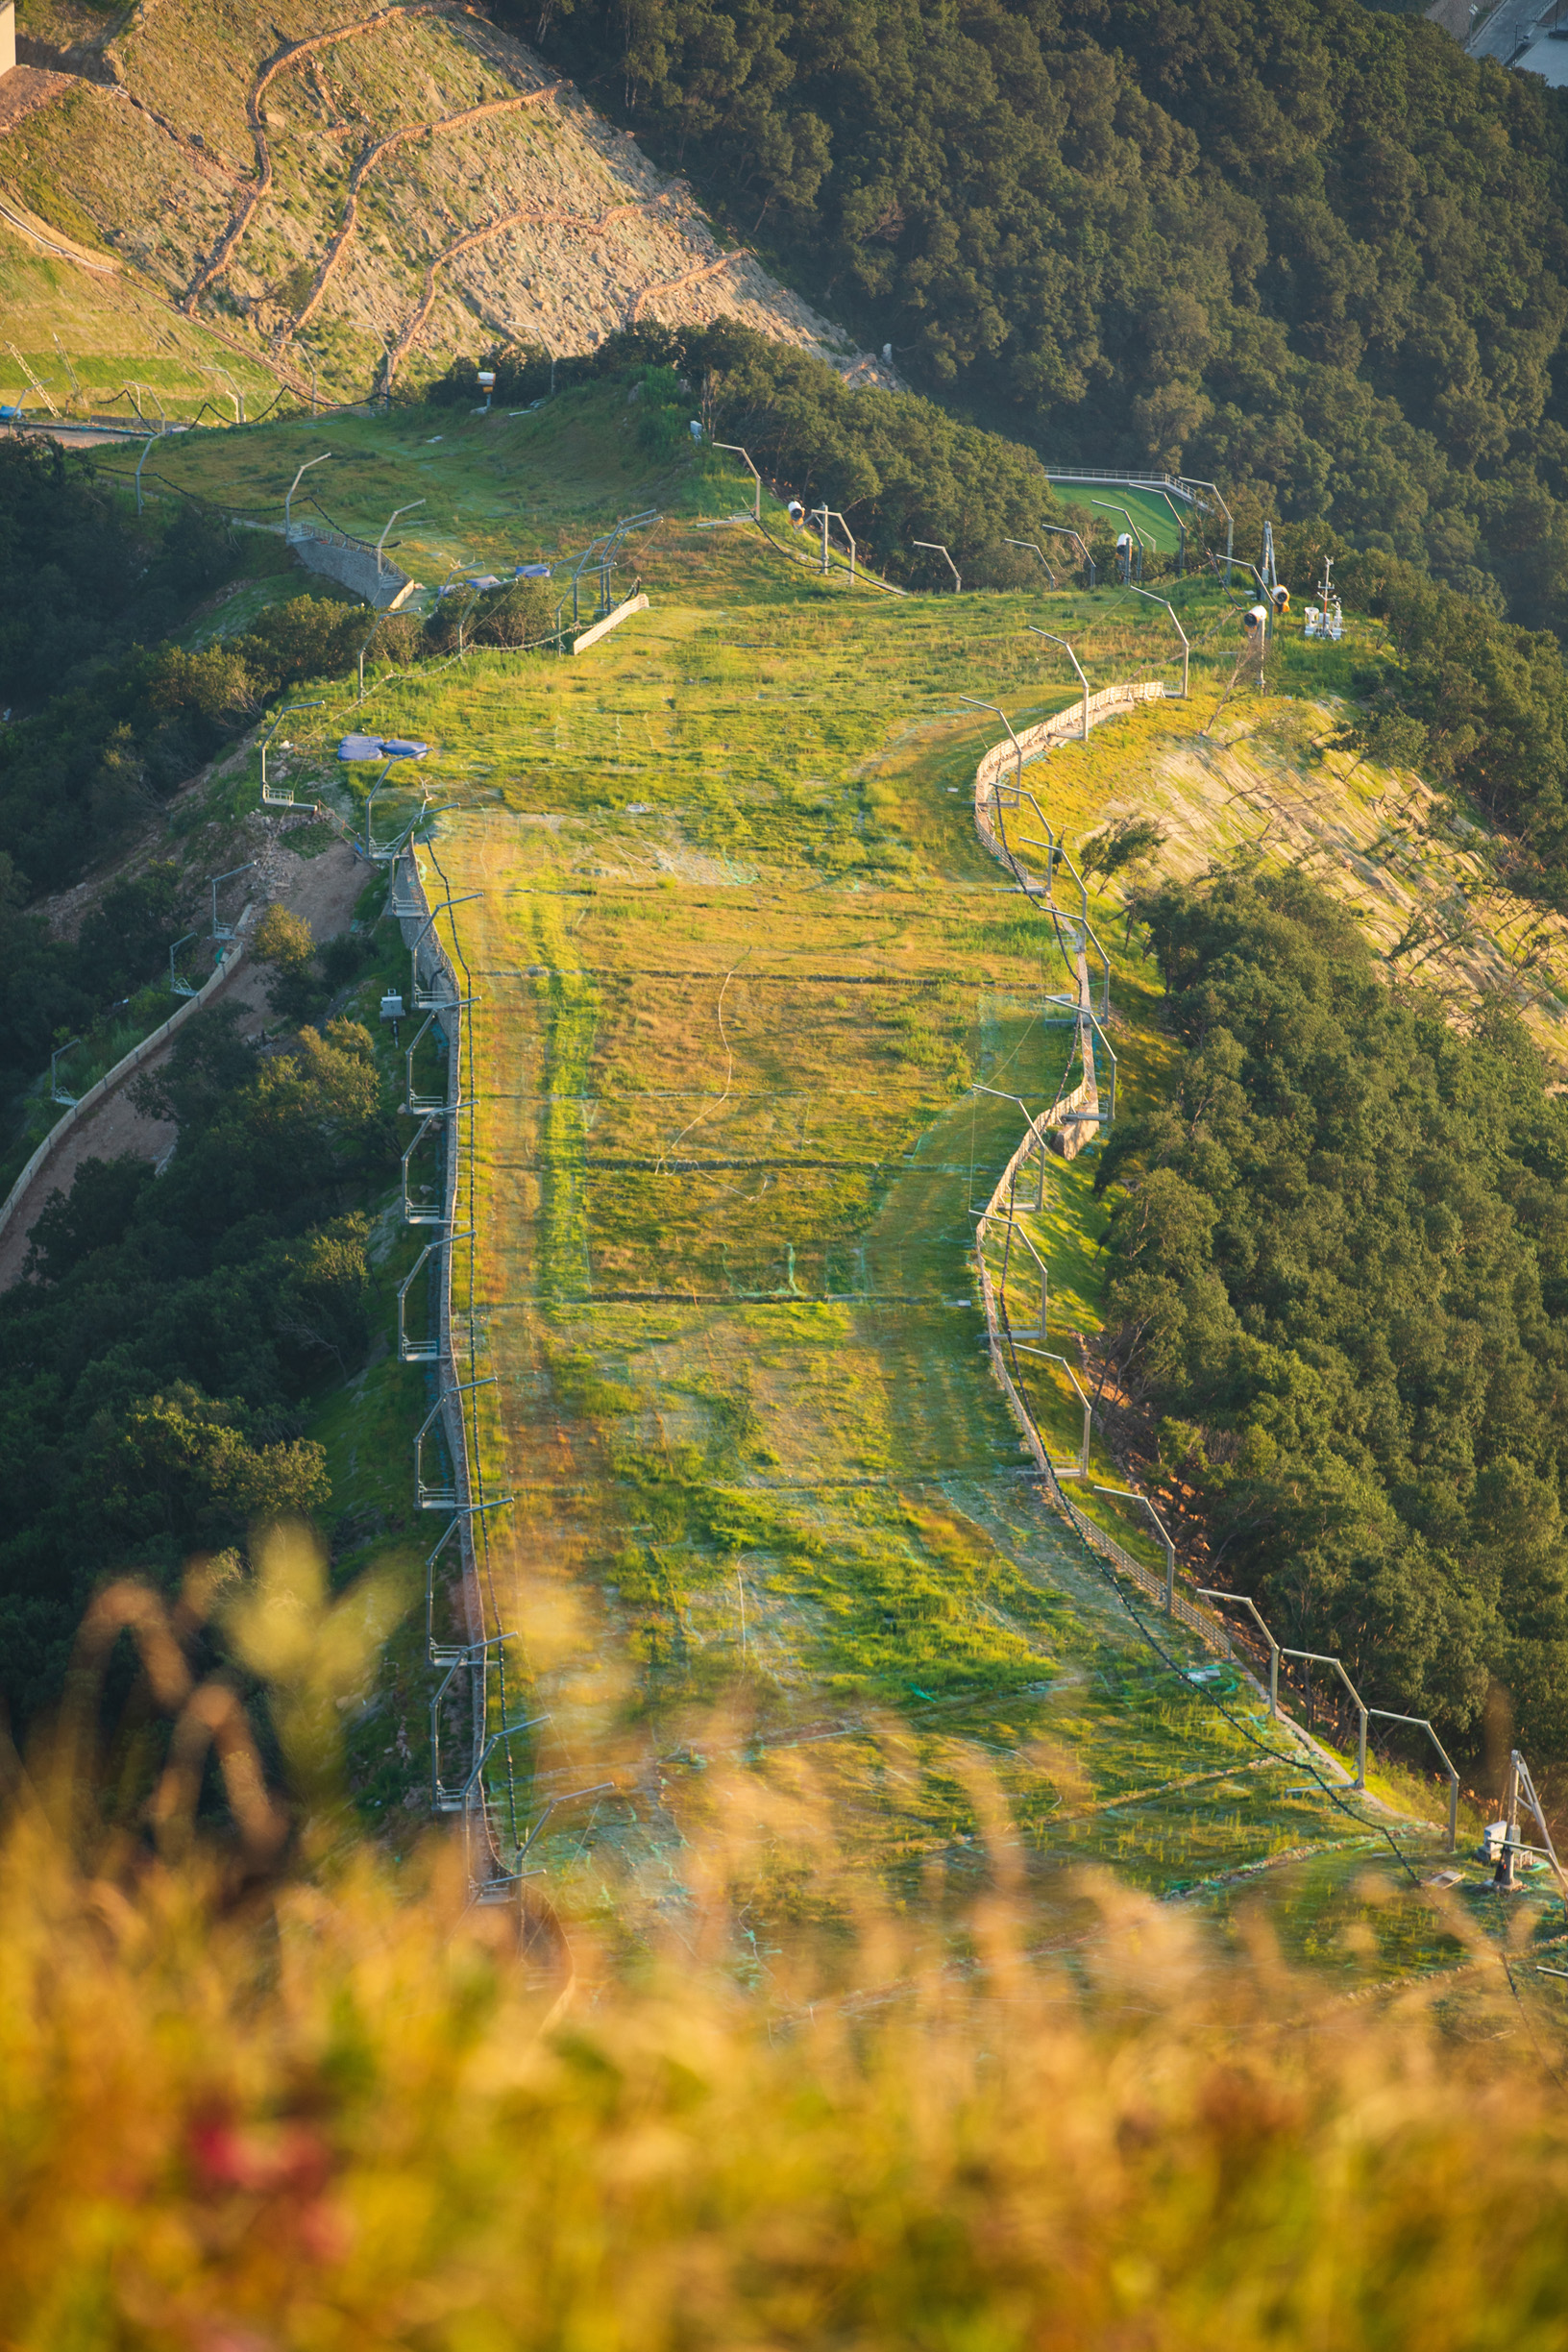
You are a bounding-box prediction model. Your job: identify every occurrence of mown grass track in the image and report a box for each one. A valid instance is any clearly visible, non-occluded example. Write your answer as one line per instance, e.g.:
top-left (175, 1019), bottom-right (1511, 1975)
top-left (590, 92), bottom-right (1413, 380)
top-left (83, 390), bottom-right (1523, 1970)
top-left (333, 515), bottom-right (1479, 1973)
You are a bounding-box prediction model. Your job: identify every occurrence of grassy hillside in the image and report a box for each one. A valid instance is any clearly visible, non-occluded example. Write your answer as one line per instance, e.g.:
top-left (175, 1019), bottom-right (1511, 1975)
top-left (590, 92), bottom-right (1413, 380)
top-left (100, 380), bottom-right (746, 577)
top-left (36, 385), bottom-right (1568, 1962)
top-left (0, 0), bottom-right (883, 420)
top-left (186, 503), bottom-right (1468, 1941)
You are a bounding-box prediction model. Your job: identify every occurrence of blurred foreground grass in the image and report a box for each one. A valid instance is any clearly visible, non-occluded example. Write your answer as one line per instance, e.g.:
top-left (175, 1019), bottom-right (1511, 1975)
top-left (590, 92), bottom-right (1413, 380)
top-left (5, 1531), bottom-right (1568, 2352)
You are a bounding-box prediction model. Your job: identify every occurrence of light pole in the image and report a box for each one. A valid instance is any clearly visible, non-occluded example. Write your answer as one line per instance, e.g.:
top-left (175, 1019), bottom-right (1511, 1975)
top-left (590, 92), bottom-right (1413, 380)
top-left (1090, 500), bottom-right (1151, 585)
top-left (913, 538), bottom-right (960, 592)
top-left (1005, 538), bottom-right (1058, 587)
top-left (377, 498), bottom-right (426, 577)
top-left (713, 441), bottom-right (762, 520)
top-left (1153, 488), bottom-right (1188, 576)
top-left (1095, 1484), bottom-right (1177, 1612)
top-left (259, 699), bottom-right (324, 791)
top-left (211, 363), bottom-right (243, 424)
top-left (339, 733), bottom-right (430, 858)
top-left (356, 613), bottom-right (382, 704)
top-left (168, 933), bottom-right (200, 999)
top-left (1027, 625), bottom-right (1090, 743)
top-left (1197, 1589), bottom-right (1281, 1717)
top-left (1130, 584), bottom-right (1189, 698)
top-left (284, 451), bottom-right (331, 535)
top-left (135, 430), bottom-right (158, 515)
top-left (1183, 478), bottom-right (1234, 580)
top-left (959, 696), bottom-right (1024, 805)
top-left (50, 1038), bottom-right (82, 1108)
top-left (809, 506), bottom-right (857, 586)
top-left (1039, 523), bottom-right (1095, 588)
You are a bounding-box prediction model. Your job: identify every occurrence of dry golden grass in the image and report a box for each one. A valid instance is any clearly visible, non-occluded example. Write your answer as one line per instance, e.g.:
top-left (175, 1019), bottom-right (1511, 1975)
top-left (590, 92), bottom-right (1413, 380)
top-left (6, 1540), bottom-right (1568, 2352)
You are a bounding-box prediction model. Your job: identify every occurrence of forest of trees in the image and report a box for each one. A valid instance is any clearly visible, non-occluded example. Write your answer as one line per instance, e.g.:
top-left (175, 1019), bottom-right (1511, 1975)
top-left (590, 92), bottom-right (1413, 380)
top-left (1096, 870), bottom-right (1568, 1753)
top-left (0, 986), bottom-right (397, 1730)
top-left (521, 0), bottom-right (1568, 629)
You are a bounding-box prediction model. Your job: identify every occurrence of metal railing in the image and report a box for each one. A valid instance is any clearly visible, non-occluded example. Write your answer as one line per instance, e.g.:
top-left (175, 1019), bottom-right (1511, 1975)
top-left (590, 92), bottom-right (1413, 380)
top-left (1043, 467), bottom-right (1209, 508)
top-left (966, 687), bottom-right (1462, 1850)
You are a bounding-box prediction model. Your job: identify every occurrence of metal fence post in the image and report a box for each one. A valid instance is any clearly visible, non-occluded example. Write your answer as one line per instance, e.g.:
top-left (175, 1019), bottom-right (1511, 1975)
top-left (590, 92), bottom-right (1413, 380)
top-left (1196, 1590), bottom-right (1280, 1716)
top-left (1281, 1648), bottom-right (1369, 1788)
top-left (1096, 1487), bottom-right (1176, 1611)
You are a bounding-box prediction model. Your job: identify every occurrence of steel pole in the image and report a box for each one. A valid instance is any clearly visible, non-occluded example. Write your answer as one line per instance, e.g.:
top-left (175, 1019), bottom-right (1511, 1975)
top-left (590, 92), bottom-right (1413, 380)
top-left (958, 697), bottom-right (1023, 807)
top-left (1090, 500), bottom-right (1153, 587)
top-left (1095, 1487), bottom-right (1176, 1611)
top-left (260, 698), bottom-right (323, 790)
top-left (1153, 490), bottom-right (1188, 576)
top-left (1184, 478), bottom-right (1234, 580)
top-left (712, 441), bottom-right (762, 520)
top-left (1130, 585), bottom-right (1189, 698)
top-left (1040, 524), bottom-right (1095, 588)
top-left (285, 450), bottom-right (331, 535)
top-left (377, 499), bottom-right (426, 577)
top-left (913, 539), bottom-right (961, 592)
top-left (1196, 1588), bottom-right (1281, 1715)
top-left (1027, 626), bottom-right (1090, 743)
top-left (1004, 538), bottom-right (1058, 587)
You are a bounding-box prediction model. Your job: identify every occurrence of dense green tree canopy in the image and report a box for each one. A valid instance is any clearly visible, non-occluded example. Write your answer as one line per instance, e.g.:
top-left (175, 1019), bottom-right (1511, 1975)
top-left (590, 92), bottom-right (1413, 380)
top-left (429, 329), bottom-right (1067, 582)
top-left (0, 1003), bottom-right (395, 1728)
top-left (1097, 870), bottom-right (1568, 1752)
top-left (527, 0), bottom-right (1568, 624)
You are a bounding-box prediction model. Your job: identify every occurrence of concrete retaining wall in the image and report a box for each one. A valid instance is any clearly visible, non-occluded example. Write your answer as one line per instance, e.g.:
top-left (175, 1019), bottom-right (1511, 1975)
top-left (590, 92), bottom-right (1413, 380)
top-left (573, 591), bottom-right (649, 654)
top-left (286, 524), bottom-right (417, 610)
top-left (973, 680), bottom-right (1163, 1157)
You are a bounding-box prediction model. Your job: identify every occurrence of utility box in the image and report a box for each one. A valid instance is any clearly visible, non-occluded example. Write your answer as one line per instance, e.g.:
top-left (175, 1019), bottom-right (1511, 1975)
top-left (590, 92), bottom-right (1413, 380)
top-left (0, 3), bottom-right (15, 77)
top-left (380, 992), bottom-right (406, 1023)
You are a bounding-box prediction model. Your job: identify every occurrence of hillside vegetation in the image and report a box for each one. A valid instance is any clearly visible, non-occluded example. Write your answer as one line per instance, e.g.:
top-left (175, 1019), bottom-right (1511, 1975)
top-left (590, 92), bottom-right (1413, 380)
top-left (6, 380), bottom-right (1511, 1943)
top-left (533, 0), bottom-right (1568, 628)
top-left (0, 0), bottom-right (885, 417)
top-left (2, 1702), bottom-right (1567, 2351)
top-left (1099, 874), bottom-right (1568, 1755)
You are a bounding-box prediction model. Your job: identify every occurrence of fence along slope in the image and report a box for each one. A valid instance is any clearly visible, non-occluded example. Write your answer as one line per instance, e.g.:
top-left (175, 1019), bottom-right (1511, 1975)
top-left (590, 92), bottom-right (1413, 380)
top-left (973, 697), bottom-right (1485, 1860)
top-left (392, 850), bottom-right (517, 1891)
top-left (968, 678), bottom-right (1248, 1655)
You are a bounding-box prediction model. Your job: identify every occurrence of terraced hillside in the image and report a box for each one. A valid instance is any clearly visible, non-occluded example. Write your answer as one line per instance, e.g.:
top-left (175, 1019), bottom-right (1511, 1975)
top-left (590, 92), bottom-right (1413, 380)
top-left (0, 0), bottom-right (883, 417)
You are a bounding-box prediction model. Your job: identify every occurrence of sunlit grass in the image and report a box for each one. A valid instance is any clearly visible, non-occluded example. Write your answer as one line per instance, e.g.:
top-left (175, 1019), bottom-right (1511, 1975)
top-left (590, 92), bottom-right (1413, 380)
top-left (0, 1552), bottom-right (1554, 2352)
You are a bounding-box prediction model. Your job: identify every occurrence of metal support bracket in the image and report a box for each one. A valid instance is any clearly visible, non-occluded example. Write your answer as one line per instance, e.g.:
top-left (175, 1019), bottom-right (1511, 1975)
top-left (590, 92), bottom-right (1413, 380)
top-left (398, 1231), bottom-right (474, 1360)
top-left (415, 1375), bottom-right (497, 1509)
top-left (403, 1113), bottom-right (449, 1225)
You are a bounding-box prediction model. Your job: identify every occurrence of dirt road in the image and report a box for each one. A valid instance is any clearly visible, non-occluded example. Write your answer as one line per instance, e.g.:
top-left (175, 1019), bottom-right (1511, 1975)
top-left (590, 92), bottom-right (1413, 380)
top-left (0, 837), bottom-right (369, 1288)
